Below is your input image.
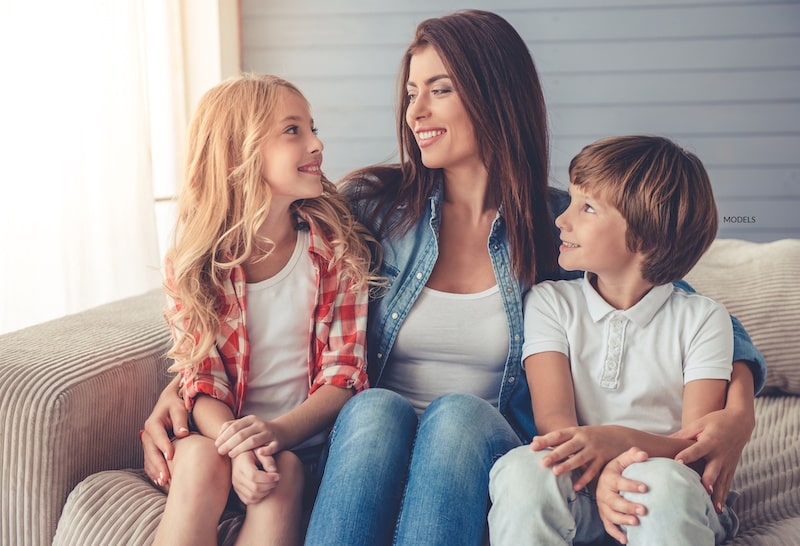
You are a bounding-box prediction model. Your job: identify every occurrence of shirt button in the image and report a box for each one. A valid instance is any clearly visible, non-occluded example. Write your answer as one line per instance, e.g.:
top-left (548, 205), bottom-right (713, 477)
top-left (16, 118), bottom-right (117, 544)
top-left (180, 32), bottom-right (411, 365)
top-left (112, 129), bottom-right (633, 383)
top-left (514, 334), bottom-right (520, 341)
top-left (506, 286), bottom-right (513, 293)
top-left (377, 352), bottom-right (383, 359)
top-left (493, 244), bottom-right (500, 251)
top-left (508, 376), bottom-right (516, 383)
top-left (391, 312), bottom-right (399, 319)
top-left (416, 272), bottom-right (423, 280)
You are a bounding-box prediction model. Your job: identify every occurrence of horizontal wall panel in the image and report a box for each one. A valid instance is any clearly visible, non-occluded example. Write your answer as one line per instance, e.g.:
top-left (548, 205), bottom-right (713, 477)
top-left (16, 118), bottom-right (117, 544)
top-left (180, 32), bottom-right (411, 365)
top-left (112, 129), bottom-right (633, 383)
top-left (549, 102), bottom-right (800, 136)
top-left (543, 70), bottom-right (800, 105)
top-left (242, 1), bottom-right (795, 18)
top-left (550, 135), bottom-right (800, 171)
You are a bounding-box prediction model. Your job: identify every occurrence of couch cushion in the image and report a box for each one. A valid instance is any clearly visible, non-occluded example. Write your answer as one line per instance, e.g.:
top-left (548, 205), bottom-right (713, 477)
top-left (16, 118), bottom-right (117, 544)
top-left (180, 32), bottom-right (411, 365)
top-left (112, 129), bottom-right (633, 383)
top-left (685, 238), bottom-right (800, 394)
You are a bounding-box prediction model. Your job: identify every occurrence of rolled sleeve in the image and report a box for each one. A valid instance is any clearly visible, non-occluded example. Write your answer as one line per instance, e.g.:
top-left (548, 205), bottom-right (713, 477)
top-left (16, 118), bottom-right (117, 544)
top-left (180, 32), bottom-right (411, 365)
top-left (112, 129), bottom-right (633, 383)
top-left (310, 272), bottom-right (370, 395)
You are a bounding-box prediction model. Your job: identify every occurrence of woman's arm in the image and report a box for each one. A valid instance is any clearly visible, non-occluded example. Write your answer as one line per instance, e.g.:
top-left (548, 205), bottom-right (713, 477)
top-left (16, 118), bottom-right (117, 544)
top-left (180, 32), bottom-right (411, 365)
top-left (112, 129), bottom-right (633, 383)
top-left (672, 361), bottom-right (755, 511)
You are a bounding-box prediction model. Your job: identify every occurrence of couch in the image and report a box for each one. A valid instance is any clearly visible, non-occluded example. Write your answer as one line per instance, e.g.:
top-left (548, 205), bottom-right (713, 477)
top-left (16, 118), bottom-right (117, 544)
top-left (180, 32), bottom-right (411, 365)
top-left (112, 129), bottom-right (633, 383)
top-left (1, 238), bottom-right (798, 545)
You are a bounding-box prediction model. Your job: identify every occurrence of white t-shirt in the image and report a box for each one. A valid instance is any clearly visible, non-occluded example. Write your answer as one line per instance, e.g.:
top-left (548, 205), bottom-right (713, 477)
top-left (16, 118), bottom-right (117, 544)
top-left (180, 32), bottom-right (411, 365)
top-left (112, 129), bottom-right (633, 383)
top-left (522, 275), bottom-right (733, 435)
top-left (382, 285), bottom-right (509, 414)
top-left (242, 230), bottom-right (326, 448)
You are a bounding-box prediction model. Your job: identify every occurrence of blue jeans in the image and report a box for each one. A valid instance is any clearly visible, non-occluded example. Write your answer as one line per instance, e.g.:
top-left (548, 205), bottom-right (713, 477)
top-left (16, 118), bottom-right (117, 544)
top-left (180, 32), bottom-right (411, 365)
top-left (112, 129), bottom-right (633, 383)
top-left (304, 389), bottom-right (522, 546)
top-left (489, 447), bottom-right (738, 545)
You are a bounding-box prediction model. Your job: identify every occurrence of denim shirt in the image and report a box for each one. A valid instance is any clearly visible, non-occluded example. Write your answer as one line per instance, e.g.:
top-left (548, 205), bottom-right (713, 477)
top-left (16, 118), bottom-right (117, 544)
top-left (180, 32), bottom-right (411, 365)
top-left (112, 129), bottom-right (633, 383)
top-left (348, 176), bottom-right (766, 443)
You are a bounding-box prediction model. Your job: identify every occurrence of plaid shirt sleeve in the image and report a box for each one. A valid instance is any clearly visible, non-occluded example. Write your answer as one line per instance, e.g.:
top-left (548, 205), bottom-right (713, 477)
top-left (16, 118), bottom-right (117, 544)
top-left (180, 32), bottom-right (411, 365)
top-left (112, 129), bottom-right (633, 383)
top-left (165, 259), bottom-right (240, 413)
top-left (308, 256), bottom-right (370, 395)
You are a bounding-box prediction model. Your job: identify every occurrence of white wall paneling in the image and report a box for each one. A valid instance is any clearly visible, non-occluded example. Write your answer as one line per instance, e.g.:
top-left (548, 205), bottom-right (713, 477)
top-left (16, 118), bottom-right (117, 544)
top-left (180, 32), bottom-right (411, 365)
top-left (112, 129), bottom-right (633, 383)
top-left (241, 0), bottom-right (800, 241)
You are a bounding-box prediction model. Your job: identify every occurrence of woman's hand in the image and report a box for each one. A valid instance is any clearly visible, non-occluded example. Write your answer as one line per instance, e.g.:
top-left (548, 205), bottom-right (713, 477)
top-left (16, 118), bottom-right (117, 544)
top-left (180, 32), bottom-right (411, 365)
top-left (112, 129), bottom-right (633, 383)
top-left (671, 406), bottom-right (754, 512)
top-left (672, 361), bottom-right (756, 512)
top-left (216, 415), bottom-right (286, 459)
top-left (141, 377), bottom-right (189, 487)
top-left (231, 449), bottom-right (280, 505)
top-left (596, 447), bottom-right (650, 545)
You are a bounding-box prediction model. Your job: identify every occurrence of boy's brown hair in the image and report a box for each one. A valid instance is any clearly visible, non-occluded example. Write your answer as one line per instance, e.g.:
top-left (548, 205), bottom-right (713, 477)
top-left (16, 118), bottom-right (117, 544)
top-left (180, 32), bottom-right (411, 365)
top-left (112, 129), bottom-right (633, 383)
top-left (569, 135), bottom-right (718, 285)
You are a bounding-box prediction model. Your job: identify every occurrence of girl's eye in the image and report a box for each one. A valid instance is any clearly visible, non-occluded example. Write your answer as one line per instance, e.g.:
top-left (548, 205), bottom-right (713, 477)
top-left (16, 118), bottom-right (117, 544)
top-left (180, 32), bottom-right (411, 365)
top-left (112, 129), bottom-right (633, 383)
top-left (312, 127), bottom-right (319, 135)
top-left (432, 88), bottom-right (452, 96)
top-left (284, 125), bottom-right (298, 135)
top-left (407, 93), bottom-right (417, 103)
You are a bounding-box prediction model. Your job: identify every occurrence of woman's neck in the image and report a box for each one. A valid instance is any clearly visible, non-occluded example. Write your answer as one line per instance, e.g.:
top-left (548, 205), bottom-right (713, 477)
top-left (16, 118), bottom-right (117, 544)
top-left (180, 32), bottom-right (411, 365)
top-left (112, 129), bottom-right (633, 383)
top-left (442, 164), bottom-right (495, 219)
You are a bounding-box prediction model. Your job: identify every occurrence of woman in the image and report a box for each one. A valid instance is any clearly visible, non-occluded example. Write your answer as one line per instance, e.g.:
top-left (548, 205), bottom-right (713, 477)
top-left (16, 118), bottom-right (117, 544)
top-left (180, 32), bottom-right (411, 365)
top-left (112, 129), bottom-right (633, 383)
top-left (142, 10), bottom-right (764, 545)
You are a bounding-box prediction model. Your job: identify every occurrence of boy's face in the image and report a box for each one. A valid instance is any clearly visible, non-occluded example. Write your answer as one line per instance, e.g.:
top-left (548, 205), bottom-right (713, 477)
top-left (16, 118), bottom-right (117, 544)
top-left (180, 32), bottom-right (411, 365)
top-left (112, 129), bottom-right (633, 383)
top-left (555, 183), bottom-right (643, 279)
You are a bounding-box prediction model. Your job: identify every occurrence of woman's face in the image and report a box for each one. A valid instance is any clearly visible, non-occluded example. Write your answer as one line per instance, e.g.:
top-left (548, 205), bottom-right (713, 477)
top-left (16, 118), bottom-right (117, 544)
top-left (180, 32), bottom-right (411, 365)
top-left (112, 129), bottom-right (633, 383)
top-left (405, 45), bottom-right (481, 173)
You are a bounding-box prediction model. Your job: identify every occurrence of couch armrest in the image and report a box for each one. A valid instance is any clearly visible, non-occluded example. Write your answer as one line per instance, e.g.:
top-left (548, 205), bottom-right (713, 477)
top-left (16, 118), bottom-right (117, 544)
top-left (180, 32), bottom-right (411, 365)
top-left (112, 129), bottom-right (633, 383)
top-left (0, 289), bottom-right (172, 546)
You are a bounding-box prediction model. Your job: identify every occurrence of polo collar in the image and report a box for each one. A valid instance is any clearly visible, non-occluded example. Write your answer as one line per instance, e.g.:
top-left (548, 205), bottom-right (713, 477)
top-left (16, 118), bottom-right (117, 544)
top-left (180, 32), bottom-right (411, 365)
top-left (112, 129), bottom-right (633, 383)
top-left (582, 273), bottom-right (673, 327)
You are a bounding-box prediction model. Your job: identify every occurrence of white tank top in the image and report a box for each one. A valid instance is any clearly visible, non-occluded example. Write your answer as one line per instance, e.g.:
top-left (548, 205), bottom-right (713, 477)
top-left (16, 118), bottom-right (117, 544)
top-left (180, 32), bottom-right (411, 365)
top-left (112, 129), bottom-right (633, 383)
top-left (242, 230), bottom-right (326, 448)
top-left (381, 285), bottom-right (509, 414)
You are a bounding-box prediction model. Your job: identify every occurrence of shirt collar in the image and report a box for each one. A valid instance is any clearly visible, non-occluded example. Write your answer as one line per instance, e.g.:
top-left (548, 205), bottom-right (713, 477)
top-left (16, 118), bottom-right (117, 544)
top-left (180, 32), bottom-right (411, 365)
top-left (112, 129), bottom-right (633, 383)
top-left (582, 273), bottom-right (673, 327)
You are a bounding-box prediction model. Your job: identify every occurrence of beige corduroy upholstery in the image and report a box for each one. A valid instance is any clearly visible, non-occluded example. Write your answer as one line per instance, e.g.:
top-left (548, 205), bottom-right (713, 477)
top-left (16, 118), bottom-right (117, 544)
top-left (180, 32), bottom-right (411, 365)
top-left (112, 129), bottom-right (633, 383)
top-left (1, 239), bottom-right (799, 545)
top-left (0, 290), bottom-right (172, 546)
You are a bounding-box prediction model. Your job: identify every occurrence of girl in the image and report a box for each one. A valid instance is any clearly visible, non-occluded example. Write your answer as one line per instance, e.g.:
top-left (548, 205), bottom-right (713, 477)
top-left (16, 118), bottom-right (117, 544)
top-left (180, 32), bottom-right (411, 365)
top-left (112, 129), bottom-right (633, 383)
top-left (152, 74), bottom-right (377, 546)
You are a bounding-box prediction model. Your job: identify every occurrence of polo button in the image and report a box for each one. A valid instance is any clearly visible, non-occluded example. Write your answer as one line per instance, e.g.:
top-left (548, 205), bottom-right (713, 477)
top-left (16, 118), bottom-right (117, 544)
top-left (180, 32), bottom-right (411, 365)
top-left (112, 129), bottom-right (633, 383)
top-left (391, 312), bottom-right (399, 319)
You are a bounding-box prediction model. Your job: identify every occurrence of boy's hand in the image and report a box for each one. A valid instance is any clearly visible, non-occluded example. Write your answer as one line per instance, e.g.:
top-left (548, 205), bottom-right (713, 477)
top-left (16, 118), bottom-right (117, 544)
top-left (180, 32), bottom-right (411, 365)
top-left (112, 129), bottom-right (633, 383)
top-left (531, 425), bottom-right (629, 491)
top-left (216, 415), bottom-right (284, 458)
top-left (596, 447), bottom-right (650, 545)
top-left (231, 448), bottom-right (280, 505)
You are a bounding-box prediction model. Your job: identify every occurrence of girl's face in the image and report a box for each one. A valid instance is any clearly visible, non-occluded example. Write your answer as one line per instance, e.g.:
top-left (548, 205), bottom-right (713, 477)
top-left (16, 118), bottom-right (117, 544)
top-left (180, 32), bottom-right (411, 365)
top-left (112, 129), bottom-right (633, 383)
top-left (260, 89), bottom-right (324, 205)
top-left (405, 45), bottom-right (481, 173)
top-left (555, 183), bottom-right (641, 278)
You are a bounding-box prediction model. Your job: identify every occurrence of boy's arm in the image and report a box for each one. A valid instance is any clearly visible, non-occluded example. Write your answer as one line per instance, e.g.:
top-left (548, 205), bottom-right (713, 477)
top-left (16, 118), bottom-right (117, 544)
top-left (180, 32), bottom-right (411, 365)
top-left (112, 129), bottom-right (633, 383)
top-left (526, 351), bottom-right (578, 434)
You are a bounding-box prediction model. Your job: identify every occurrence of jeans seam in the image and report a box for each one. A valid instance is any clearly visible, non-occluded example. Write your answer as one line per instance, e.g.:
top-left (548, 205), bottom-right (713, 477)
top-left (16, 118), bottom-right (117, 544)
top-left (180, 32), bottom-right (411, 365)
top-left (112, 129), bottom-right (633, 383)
top-left (391, 423), bottom-right (419, 546)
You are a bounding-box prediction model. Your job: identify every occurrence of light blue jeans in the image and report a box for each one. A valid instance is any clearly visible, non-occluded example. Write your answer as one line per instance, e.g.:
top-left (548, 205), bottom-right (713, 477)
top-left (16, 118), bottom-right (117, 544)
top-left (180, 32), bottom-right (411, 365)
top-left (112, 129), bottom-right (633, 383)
top-left (488, 446), bottom-right (739, 546)
top-left (304, 389), bottom-right (522, 546)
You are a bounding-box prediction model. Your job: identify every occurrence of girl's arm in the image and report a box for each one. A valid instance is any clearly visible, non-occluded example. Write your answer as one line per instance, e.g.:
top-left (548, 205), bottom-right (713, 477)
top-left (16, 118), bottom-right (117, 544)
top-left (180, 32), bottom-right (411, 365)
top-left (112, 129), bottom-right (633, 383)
top-left (215, 385), bottom-right (353, 458)
top-left (192, 394), bottom-right (235, 439)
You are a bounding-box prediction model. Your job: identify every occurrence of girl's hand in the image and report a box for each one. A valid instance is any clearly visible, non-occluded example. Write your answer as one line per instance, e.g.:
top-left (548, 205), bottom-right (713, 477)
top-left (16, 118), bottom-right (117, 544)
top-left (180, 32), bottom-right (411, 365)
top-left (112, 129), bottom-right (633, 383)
top-left (671, 406), bottom-right (754, 512)
top-left (596, 447), bottom-right (650, 545)
top-left (216, 415), bottom-right (284, 458)
top-left (531, 426), bottom-right (629, 491)
top-left (231, 448), bottom-right (280, 505)
top-left (141, 379), bottom-right (190, 487)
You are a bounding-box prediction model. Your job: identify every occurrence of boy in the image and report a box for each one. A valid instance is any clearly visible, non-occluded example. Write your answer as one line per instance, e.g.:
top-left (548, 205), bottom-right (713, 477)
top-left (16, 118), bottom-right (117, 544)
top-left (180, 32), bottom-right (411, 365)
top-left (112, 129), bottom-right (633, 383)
top-left (488, 135), bottom-right (740, 545)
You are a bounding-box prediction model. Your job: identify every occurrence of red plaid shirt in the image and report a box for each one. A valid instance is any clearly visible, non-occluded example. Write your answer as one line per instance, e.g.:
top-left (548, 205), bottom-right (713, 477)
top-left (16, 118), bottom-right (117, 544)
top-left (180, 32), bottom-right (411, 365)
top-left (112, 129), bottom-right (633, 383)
top-left (166, 218), bottom-right (370, 418)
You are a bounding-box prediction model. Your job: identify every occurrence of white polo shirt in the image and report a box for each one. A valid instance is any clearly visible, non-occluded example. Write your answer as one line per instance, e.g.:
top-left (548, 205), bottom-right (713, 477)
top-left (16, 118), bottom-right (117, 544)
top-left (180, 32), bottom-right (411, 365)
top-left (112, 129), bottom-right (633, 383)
top-left (522, 275), bottom-right (733, 436)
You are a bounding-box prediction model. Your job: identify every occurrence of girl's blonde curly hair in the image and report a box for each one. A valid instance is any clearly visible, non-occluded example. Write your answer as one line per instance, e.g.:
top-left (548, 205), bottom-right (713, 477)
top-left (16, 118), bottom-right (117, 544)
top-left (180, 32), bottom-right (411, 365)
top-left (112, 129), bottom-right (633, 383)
top-left (165, 73), bottom-right (379, 373)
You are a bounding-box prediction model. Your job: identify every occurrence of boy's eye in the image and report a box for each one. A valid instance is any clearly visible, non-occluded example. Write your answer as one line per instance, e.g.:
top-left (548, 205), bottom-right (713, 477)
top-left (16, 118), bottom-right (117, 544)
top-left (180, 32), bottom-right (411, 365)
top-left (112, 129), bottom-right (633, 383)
top-left (583, 204), bottom-right (596, 213)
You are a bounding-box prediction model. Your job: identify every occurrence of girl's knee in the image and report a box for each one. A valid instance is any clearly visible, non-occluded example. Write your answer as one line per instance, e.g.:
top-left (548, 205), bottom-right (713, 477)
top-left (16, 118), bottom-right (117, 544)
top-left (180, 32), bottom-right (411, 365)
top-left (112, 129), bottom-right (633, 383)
top-left (171, 435), bottom-right (231, 492)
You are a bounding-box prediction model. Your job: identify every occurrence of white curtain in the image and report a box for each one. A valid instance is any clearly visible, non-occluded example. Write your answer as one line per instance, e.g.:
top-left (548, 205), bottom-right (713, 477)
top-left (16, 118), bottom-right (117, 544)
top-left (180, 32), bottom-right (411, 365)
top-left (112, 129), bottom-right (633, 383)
top-left (0, 0), bottom-right (186, 334)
